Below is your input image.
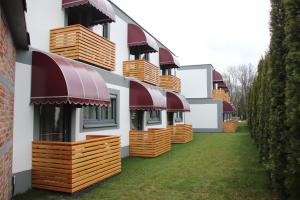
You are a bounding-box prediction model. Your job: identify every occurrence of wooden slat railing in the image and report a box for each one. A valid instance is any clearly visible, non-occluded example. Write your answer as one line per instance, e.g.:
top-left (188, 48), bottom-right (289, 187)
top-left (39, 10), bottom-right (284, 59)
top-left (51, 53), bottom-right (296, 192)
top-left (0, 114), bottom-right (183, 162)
top-left (32, 135), bottom-right (121, 193)
top-left (212, 89), bottom-right (230, 102)
top-left (223, 120), bottom-right (239, 133)
top-left (168, 124), bottom-right (193, 144)
top-left (129, 128), bottom-right (171, 157)
top-left (50, 24), bottom-right (116, 71)
top-left (160, 75), bottom-right (181, 93)
top-left (123, 60), bottom-right (160, 86)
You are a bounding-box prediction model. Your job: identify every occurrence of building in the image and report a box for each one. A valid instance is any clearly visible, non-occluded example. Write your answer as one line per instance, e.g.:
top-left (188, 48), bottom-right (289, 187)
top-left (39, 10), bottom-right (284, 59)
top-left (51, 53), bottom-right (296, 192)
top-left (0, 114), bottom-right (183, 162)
top-left (177, 65), bottom-right (236, 132)
top-left (11, 0), bottom-right (191, 195)
top-left (0, 0), bottom-right (29, 199)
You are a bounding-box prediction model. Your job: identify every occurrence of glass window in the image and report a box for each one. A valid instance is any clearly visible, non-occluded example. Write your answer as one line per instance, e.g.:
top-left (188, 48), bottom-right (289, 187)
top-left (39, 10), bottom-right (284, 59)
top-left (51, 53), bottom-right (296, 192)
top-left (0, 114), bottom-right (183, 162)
top-left (174, 112), bottom-right (183, 122)
top-left (147, 110), bottom-right (161, 124)
top-left (38, 104), bottom-right (72, 142)
top-left (83, 95), bottom-right (117, 128)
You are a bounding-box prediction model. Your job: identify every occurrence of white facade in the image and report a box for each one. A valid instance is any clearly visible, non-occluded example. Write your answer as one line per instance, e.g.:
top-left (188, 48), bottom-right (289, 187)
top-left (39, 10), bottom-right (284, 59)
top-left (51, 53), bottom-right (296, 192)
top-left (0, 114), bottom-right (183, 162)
top-left (178, 65), bottom-right (223, 132)
top-left (186, 104), bottom-right (218, 129)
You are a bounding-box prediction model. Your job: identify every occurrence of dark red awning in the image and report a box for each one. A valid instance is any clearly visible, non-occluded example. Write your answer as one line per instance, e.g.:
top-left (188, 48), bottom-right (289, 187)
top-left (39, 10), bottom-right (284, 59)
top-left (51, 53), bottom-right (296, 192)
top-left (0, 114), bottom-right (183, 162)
top-left (31, 51), bottom-right (110, 106)
top-left (128, 24), bottom-right (159, 54)
top-left (159, 48), bottom-right (180, 68)
top-left (62, 0), bottom-right (115, 23)
top-left (213, 70), bottom-right (223, 83)
top-left (130, 80), bottom-right (166, 110)
top-left (166, 91), bottom-right (190, 112)
top-left (218, 81), bottom-right (229, 92)
top-left (223, 101), bottom-right (235, 113)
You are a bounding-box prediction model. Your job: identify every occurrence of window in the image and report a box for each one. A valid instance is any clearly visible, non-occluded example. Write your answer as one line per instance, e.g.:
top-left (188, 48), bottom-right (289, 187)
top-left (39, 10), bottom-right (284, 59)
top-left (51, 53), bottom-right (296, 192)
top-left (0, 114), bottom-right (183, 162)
top-left (90, 23), bottom-right (110, 39)
top-left (147, 110), bottom-right (161, 124)
top-left (174, 112), bottom-right (183, 122)
top-left (38, 104), bottom-right (72, 142)
top-left (83, 95), bottom-right (117, 128)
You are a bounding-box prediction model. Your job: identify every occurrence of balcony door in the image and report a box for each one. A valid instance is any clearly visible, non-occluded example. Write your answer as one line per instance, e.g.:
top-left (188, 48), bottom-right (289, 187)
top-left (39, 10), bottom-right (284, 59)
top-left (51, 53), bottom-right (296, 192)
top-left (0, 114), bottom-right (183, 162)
top-left (167, 112), bottom-right (174, 125)
top-left (130, 110), bottom-right (144, 130)
top-left (38, 104), bottom-right (72, 142)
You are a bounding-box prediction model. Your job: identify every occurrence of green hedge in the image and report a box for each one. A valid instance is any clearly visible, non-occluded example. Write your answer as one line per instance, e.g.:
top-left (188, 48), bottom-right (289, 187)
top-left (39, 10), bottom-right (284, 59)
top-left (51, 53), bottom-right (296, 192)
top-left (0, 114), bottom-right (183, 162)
top-left (247, 0), bottom-right (300, 199)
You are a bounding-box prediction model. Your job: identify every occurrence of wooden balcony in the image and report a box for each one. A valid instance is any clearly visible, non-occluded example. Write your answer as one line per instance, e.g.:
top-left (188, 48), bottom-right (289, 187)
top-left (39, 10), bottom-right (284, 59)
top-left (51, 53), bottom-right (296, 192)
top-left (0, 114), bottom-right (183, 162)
top-left (168, 124), bottom-right (193, 144)
top-left (212, 89), bottom-right (230, 102)
top-left (224, 120), bottom-right (239, 133)
top-left (50, 24), bottom-right (116, 71)
top-left (160, 75), bottom-right (181, 93)
top-left (32, 135), bottom-right (121, 193)
top-left (129, 128), bottom-right (171, 157)
top-left (123, 60), bottom-right (160, 86)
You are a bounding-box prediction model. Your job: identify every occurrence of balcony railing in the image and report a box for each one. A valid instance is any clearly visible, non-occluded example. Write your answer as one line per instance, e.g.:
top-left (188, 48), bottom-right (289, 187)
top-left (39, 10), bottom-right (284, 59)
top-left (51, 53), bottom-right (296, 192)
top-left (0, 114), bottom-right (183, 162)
top-left (50, 24), bottom-right (116, 71)
top-left (223, 120), bottom-right (238, 133)
top-left (160, 75), bottom-right (181, 93)
top-left (212, 89), bottom-right (230, 102)
top-left (168, 124), bottom-right (193, 144)
top-left (129, 128), bottom-right (171, 157)
top-left (32, 135), bottom-right (121, 193)
top-left (123, 60), bottom-right (160, 86)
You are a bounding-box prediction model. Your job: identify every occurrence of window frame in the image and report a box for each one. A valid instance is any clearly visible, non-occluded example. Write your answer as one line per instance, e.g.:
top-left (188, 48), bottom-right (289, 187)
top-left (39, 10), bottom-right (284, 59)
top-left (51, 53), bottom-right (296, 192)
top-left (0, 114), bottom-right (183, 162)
top-left (82, 93), bottom-right (118, 129)
top-left (146, 110), bottom-right (162, 125)
top-left (174, 112), bottom-right (183, 123)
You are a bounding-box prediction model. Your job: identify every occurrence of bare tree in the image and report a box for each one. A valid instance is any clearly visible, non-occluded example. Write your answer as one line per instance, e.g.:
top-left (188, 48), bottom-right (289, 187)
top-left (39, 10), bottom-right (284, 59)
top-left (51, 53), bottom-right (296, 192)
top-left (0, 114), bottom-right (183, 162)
top-left (222, 64), bottom-right (255, 120)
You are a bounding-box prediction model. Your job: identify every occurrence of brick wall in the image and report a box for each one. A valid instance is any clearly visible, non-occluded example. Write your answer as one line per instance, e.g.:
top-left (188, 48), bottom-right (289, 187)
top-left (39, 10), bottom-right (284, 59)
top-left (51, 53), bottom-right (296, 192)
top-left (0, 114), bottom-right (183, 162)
top-left (0, 6), bottom-right (16, 200)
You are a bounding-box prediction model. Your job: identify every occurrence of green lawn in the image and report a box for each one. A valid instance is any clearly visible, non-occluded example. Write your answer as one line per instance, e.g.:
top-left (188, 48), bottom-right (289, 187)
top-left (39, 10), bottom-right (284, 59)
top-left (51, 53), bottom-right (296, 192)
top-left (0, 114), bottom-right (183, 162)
top-left (16, 123), bottom-right (275, 200)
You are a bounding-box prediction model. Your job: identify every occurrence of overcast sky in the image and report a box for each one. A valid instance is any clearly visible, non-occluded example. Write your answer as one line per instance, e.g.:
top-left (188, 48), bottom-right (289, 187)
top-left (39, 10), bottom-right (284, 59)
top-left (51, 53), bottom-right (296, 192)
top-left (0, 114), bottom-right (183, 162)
top-left (111, 0), bottom-right (271, 72)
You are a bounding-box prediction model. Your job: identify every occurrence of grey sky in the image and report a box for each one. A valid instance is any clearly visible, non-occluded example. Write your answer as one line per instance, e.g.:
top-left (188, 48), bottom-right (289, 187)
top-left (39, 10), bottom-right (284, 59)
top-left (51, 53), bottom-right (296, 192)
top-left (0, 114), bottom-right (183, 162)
top-left (111, 0), bottom-right (271, 72)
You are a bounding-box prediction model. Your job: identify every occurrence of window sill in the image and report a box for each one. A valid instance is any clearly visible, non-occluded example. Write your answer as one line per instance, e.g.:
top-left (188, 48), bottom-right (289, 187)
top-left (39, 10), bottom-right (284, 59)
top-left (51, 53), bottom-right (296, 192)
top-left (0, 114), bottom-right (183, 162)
top-left (83, 123), bottom-right (118, 129)
top-left (146, 121), bottom-right (162, 125)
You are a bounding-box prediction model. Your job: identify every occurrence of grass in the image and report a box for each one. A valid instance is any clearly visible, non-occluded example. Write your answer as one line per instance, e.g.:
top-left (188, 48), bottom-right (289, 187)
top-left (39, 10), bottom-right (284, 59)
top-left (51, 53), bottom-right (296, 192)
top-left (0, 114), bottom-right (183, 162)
top-left (16, 123), bottom-right (275, 200)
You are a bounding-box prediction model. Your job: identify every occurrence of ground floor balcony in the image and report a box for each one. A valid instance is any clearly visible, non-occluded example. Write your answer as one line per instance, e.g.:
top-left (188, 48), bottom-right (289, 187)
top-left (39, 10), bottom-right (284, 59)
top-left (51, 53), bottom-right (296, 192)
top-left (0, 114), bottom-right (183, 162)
top-left (168, 124), bottom-right (193, 144)
top-left (50, 24), bottom-right (116, 71)
top-left (123, 60), bottom-right (160, 86)
top-left (223, 120), bottom-right (239, 133)
top-left (129, 128), bottom-right (171, 157)
top-left (159, 75), bottom-right (181, 93)
top-left (212, 89), bottom-right (230, 102)
top-left (32, 135), bottom-right (121, 193)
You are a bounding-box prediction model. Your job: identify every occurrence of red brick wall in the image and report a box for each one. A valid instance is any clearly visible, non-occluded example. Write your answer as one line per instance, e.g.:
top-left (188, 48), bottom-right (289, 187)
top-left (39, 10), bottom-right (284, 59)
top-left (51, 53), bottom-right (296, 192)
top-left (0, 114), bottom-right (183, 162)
top-left (0, 7), bottom-right (16, 200)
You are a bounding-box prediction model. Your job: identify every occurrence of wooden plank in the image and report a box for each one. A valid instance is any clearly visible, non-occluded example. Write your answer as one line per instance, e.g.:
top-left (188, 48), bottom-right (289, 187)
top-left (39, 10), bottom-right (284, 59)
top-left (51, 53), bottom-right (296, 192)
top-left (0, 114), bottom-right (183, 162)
top-left (159, 75), bottom-right (181, 93)
top-left (129, 128), bottom-right (171, 157)
top-left (49, 24), bottom-right (115, 71)
top-left (32, 135), bottom-right (121, 193)
top-left (123, 60), bottom-right (160, 86)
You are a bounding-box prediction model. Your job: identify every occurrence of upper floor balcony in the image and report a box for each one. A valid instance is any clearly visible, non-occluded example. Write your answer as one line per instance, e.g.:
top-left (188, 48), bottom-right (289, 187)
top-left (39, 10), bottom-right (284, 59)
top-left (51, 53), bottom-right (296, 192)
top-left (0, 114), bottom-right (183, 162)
top-left (212, 89), bottom-right (230, 102)
top-left (50, 24), bottom-right (116, 71)
top-left (123, 60), bottom-right (160, 86)
top-left (160, 75), bottom-right (181, 93)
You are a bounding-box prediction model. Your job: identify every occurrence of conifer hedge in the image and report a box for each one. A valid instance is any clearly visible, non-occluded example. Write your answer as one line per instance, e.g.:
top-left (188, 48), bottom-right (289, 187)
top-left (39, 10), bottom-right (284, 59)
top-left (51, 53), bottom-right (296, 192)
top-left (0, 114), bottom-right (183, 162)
top-left (247, 0), bottom-right (299, 198)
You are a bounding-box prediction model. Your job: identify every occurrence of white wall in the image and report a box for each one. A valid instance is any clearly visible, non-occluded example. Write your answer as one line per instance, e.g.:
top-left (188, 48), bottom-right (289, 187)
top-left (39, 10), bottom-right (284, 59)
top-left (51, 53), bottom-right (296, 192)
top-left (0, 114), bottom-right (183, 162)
top-left (110, 15), bottom-right (129, 76)
top-left (13, 62), bottom-right (34, 174)
top-left (177, 68), bottom-right (208, 98)
top-left (26, 0), bottom-right (65, 51)
top-left (149, 52), bottom-right (159, 67)
top-left (185, 104), bottom-right (218, 129)
top-left (75, 83), bottom-right (130, 148)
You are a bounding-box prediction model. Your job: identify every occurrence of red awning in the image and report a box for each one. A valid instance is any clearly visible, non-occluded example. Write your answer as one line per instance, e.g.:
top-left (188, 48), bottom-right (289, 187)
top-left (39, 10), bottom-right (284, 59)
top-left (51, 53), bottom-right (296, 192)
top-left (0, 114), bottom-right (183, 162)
top-left (218, 81), bottom-right (229, 92)
top-left (166, 91), bottom-right (190, 112)
top-left (62, 0), bottom-right (115, 24)
top-left (159, 48), bottom-right (180, 68)
top-left (213, 70), bottom-right (223, 83)
top-left (128, 24), bottom-right (159, 54)
top-left (223, 101), bottom-right (235, 113)
top-left (130, 80), bottom-right (166, 110)
top-left (31, 51), bottom-right (110, 106)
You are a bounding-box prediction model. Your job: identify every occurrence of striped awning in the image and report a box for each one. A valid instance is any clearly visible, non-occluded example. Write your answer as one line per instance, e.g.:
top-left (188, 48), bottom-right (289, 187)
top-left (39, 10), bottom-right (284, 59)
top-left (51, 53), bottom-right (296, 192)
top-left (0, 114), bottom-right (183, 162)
top-left (62, 0), bottom-right (115, 24)
top-left (130, 80), bottom-right (166, 110)
top-left (31, 51), bottom-right (110, 106)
